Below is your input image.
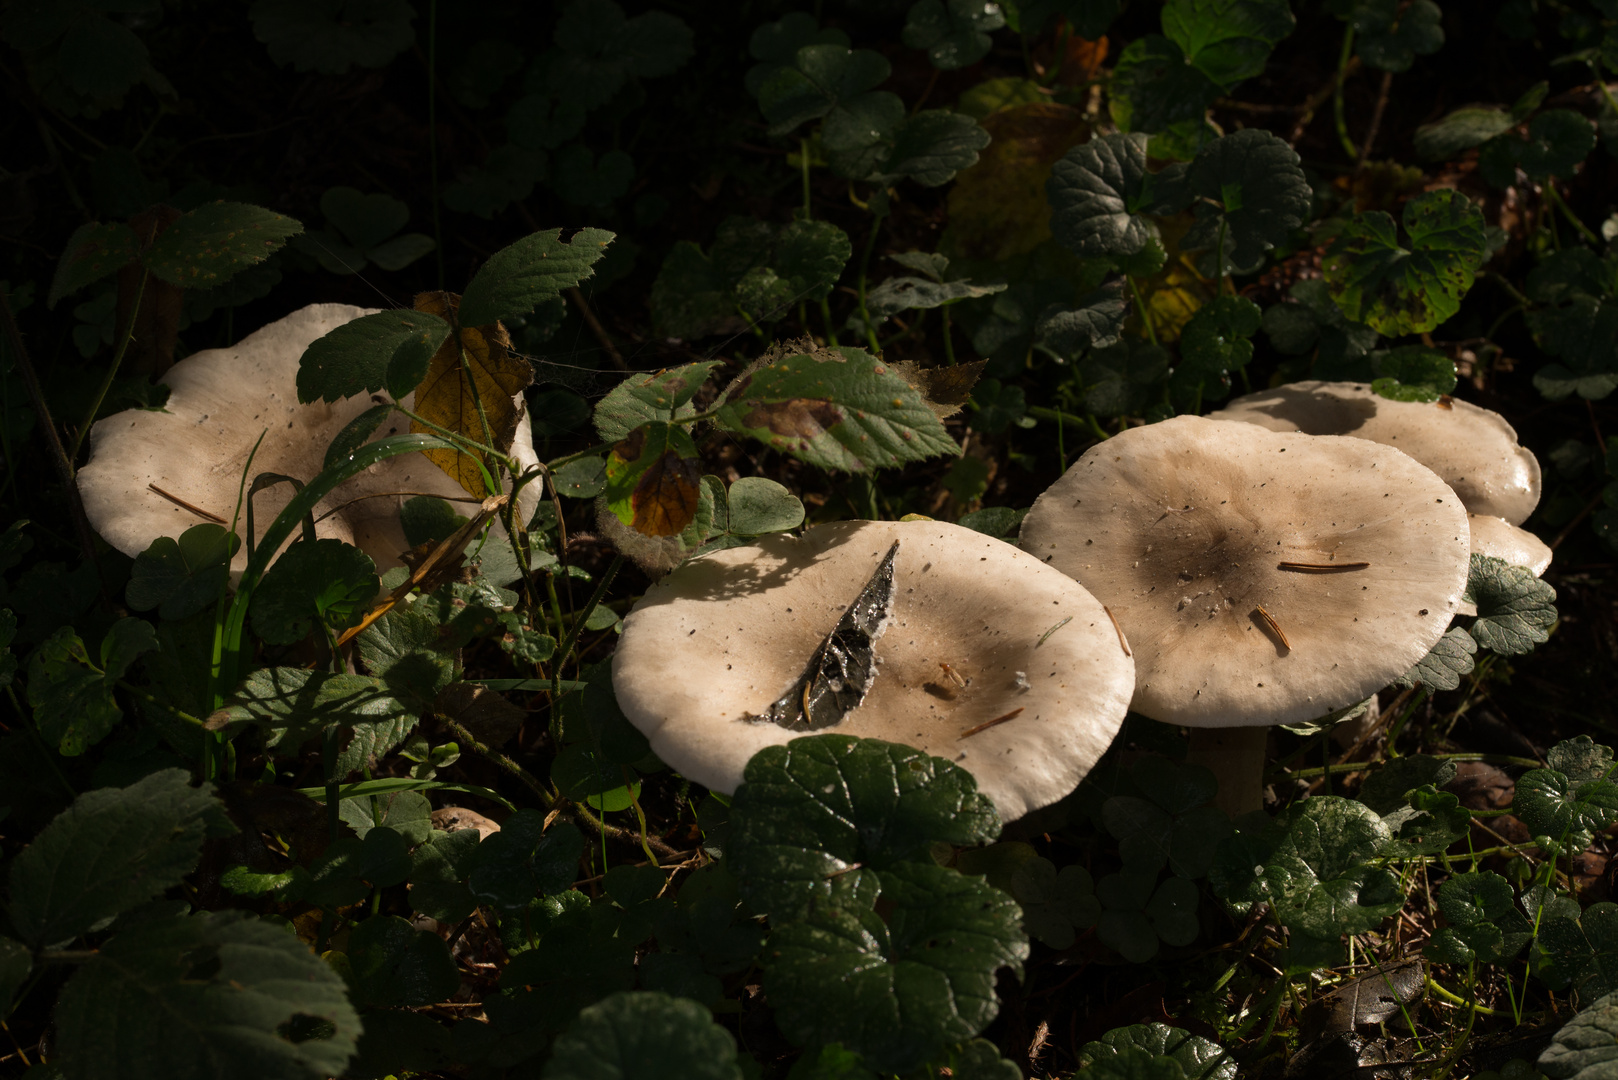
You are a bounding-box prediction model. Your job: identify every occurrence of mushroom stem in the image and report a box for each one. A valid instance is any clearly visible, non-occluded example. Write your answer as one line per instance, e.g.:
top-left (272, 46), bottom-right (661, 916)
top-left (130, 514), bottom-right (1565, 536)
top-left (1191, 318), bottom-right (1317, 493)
top-left (1187, 726), bottom-right (1269, 819)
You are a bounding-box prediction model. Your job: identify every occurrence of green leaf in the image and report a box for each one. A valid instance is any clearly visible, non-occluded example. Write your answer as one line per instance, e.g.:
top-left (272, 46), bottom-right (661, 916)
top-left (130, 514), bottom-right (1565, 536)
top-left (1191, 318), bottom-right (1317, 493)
top-left (594, 362), bottom-right (722, 442)
top-left (553, 743), bottom-right (640, 811)
top-left (443, 146), bottom-right (546, 219)
top-left (1048, 133), bottom-right (1184, 258)
top-left (555, 456), bottom-right (609, 499)
top-left (1010, 857), bottom-right (1100, 948)
top-left (1381, 785), bottom-right (1471, 857)
top-left (459, 227), bottom-right (616, 327)
top-left (1480, 109), bottom-right (1598, 186)
top-left (296, 309), bottom-right (451, 404)
top-left (1208, 796), bottom-right (1404, 938)
top-left (903, 0), bottom-right (1006, 70)
top-left (1427, 871), bottom-right (1532, 965)
top-left (543, 991), bottom-right (745, 1080)
top-left (27, 621), bottom-right (156, 757)
top-left (250, 539), bottom-right (379, 644)
top-left (399, 495), bottom-right (463, 548)
top-left (1370, 343), bottom-right (1458, 401)
top-left (1162, 0), bottom-right (1295, 92)
top-left (8, 769), bottom-right (232, 948)
top-left (1466, 553), bottom-right (1558, 654)
top-left (48, 220), bottom-right (138, 308)
top-left (220, 667), bottom-right (412, 764)
top-left (1414, 105), bottom-right (1514, 162)
top-left (1539, 903), bottom-right (1618, 1003)
top-left (496, 891), bottom-right (638, 1038)
top-left (1079, 1022), bottom-right (1237, 1080)
top-left (1551, 736), bottom-right (1616, 783)
top-left (1395, 627), bottom-right (1477, 691)
top-left (1323, 189), bottom-right (1488, 335)
top-left (143, 201), bottom-right (303, 288)
top-left (757, 44), bottom-right (890, 135)
top-left (1350, 0), bottom-right (1443, 72)
top-left (828, 103), bottom-right (991, 186)
top-left (125, 524), bottom-right (240, 621)
top-left (468, 812), bottom-right (586, 910)
top-left (356, 604), bottom-right (457, 709)
top-left (0, 936), bottom-right (29, 1013)
top-left (251, 0), bottom-right (415, 73)
top-left (409, 826), bottom-right (482, 922)
top-left (54, 908), bottom-right (359, 1080)
top-left (866, 275), bottom-right (1006, 319)
top-left (651, 218), bottom-right (851, 338)
top-left (1261, 278), bottom-right (1380, 374)
top-left (746, 13), bottom-right (851, 95)
top-left (1108, 35), bottom-right (1223, 135)
top-left (728, 735), bottom-right (999, 918)
top-left (1179, 295), bottom-right (1262, 380)
top-left (1078, 340), bottom-right (1172, 417)
top-left (340, 789), bottom-right (433, 845)
top-left (723, 476), bottom-right (806, 536)
top-left (1529, 293), bottom-right (1618, 401)
top-left (1005, 0), bottom-right (1120, 37)
top-left (546, 0), bottom-right (694, 111)
top-left (349, 914), bottom-right (461, 1008)
top-left (551, 146), bottom-right (635, 208)
top-left (1181, 129), bottom-right (1311, 272)
top-left (283, 827), bottom-right (412, 908)
top-left (1514, 769), bottom-right (1618, 850)
top-left (1037, 281), bottom-right (1132, 356)
top-left (1541, 988), bottom-right (1618, 1076)
top-left (603, 421), bottom-right (703, 537)
top-left (714, 346), bottom-right (959, 472)
top-left (763, 861), bottom-right (1027, 1074)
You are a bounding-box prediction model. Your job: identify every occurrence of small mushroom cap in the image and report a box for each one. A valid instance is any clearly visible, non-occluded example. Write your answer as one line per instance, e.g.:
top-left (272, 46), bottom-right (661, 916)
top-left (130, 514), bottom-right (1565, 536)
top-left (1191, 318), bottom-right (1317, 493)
top-left (78, 303), bottom-right (539, 574)
top-left (1019, 415), bottom-right (1471, 729)
top-left (1208, 381), bottom-right (1541, 524)
top-left (1468, 513), bottom-right (1552, 576)
top-left (612, 519), bottom-right (1135, 821)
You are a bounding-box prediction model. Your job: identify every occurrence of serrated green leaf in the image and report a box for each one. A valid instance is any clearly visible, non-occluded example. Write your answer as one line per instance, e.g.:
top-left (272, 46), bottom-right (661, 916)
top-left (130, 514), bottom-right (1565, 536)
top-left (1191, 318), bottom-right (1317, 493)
top-left (829, 103), bottom-right (992, 186)
top-left (48, 220), bottom-right (138, 308)
top-left (458, 227), bottom-right (615, 327)
top-left (340, 788), bottom-right (432, 844)
top-left (125, 524), bottom-right (239, 621)
top-left (758, 43), bottom-right (891, 134)
top-left (296, 309), bottom-right (451, 405)
top-left (1261, 278), bottom-right (1380, 373)
top-left (1538, 902), bottom-right (1618, 1003)
top-left (1466, 553), bottom-right (1558, 654)
top-left (1350, 0), bottom-right (1443, 72)
top-left (143, 201), bottom-right (302, 288)
top-left (1394, 627), bottom-right (1477, 692)
top-left (1080, 1022), bottom-right (1236, 1080)
top-left (356, 604), bottom-right (457, 709)
top-left (1514, 769), bottom-right (1618, 850)
top-left (8, 769), bottom-right (232, 948)
top-left (1381, 785), bottom-right (1470, 857)
top-left (729, 735), bottom-right (1000, 918)
top-left (27, 621), bottom-right (155, 757)
top-left (250, 538), bottom-right (378, 645)
top-left (1414, 106), bottom-right (1514, 162)
top-left (1035, 280), bottom-right (1131, 357)
top-left (594, 362), bottom-right (721, 442)
top-left (1048, 133), bottom-right (1185, 258)
top-left (1427, 871), bottom-right (1531, 965)
top-left (652, 218), bottom-right (851, 338)
top-left (221, 667), bottom-right (412, 762)
top-left (1180, 295), bottom-right (1262, 378)
top-left (866, 275), bottom-right (1007, 318)
top-left (284, 827), bottom-right (412, 908)
top-left (349, 914), bottom-right (461, 1008)
top-left (1541, 987), bottom-right (1618, 1076)
top-left (1550, 736), bottom-right (1616, 783)
top-left (1108, 35), bottom-right (1223, 135)
top-left (54, 908), bottom-right (359, 1080)
top-left (496, 891), bottom-right (637, 1037)
top-left (543, 991), bottom-right (745, 1080)
top-left (1163, 0), bottom-right (1295, 92)
top-left (764, 861), bottom-right (1027, 1075)
top-left (714, 347), bottom-right (959, 472)
top-left (1181, 129), bottom-right (1311, 272)
top-left (1371, 343), bottom-right (1458, 401)
top-left (1323, 189), bottom-right (1487, 335)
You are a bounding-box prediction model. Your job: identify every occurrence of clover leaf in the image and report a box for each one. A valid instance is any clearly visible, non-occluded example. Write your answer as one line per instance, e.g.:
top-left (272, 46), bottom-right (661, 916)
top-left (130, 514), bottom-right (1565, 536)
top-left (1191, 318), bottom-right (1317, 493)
top-left (1162, 0), bottom-right (1296, 92)
top-left (903, 0), bottom-right (1006, 70)
top-left (1010, 857), bottom-right (1100, 948)
top-left (1096, 872), bottom-right (1202, 961)
top-left (544, 0), bottom-right (694, 111)
top-left (125, 524), bottom-right (239, 621)
top-left (824, 100), bottom-right (991, 186)
top-left (1465, 553), bottom-right (1558, 655)
top-left (1079, 1023), bottom-right (1237, 1080)
top-left (1101, 758), bottom-right (1230, 878)
top-left (1323, 189), bottom-right (1487, 335)
top-left (745, 13), bottom-right (851, 96)
top-left (728, 735), bottom-right (1000, 918)
top-left (762, 860), bottom-right (1027, 1074)
top-left (1209, 795), bottom-right (1404, 938)
top-left (1427, 871), bottom-right (1532, 966)
top-left (1048, 133), bottom-right (1187, 259)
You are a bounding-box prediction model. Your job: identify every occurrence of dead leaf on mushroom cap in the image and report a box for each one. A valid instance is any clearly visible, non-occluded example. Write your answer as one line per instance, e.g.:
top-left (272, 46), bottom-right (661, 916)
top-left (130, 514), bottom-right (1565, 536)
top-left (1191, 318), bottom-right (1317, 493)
top-left (409, 290), bottom-right (533, 498)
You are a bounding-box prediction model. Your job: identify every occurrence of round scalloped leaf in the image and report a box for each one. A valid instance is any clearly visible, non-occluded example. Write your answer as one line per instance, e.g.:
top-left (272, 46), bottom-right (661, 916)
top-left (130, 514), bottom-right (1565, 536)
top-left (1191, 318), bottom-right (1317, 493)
top-left (1162, 0), bottom-right (1295, 92)
top-left (250, 538), bottom-right (379, 645)
top-left (349, 914), bottom-right (460, 1008)
top-left (543, 991), bottom-right (744, 1080)
top-left (1550, 736), bottom-right (1617, 783)
top-left (143, 201), bottom-right (303, 288)
top-left (1514, 769), bottom-right (1618, 851)
top-left (1395, 626), bottom-right (1477, 691)
top-left (1370, 343), bottom-right (1457, 400)
top-left (903, 0), bottom-right (1006, 70)
top-left (1048, 133), bottom-right (1181, 258)
top-left (1480, 109), bottom-right (1598, 187)
top-left (763, 861), bottom-right (1027, 1074)
top-left (125, 524), bottom-right (240, 621)
top-left (758, 44), bottom-right (891, 135)
top-left (55, 908), bottom-right (359, 1080)
top-left (1181, 130), bottom-right (1311, 271)
top-left (1428, 871), bottom-right (1531, 966)
top-left (1109, 35), bottom-right (1223, 135)
top-left (728, 735), bottom-right (1000, 918)
top-left (251, 0), bottom-right (415, 74)
top-left (1465, 553), bottom-right (1558, 655)
top-left (1080, 1022), bottom-right (1237, 1080)
top-left (1179, 295), bottom-right (1262, 378)
top-left (746, 13), bottom-right (851, 95)
top-left (1323, 189), bottom-right (1487, 335)
top-left (1351, 0), bottom-right (1443, 72)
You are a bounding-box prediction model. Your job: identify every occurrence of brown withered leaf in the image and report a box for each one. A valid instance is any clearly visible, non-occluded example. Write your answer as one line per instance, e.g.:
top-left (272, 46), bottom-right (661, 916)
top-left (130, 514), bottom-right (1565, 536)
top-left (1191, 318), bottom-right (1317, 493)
top-left (946, 103), bottom-right (1091, 262)
top-left (409, 290), bottom-right (533, 497)
top-left (605, 423), bottom-right (703, 537)
top-left (889, 358), bottom-right (988, 420)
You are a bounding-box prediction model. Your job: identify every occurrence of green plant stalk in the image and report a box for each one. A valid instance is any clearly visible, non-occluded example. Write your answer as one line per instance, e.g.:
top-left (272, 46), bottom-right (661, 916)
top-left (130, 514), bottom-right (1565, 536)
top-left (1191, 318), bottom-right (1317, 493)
top-left (455, 335), bottom-right (504, 494)
top-left (940, 303), bottom-right (957, 365)
top-left (543, 568), bottom-right (568, 648)
top-left (800, 137), bottom-right (813, 219)
top-left (1215, 217), bottom-right (1230, 296)
top-left (820, 296), bottom-right (839, 345)
top-left (1544, 182), bottom-right (1602, 247)
top-left (428, 0), bottom-right (445, 289)
top-left (552, 553), bottom-right (625, 696)
top-left (69, 264), bottom-right (149, 463)
top-left (857, 206), bottom-right (886, 354)
top-left (1275, 751), bottom-right (1543, 781)
top-left (1055, 406), bottom-right (1067, 472)
top-left (1127, 276), bottom-right (1158, 345)
top-left (438, 713), bottom-right (555, 808)
top-left (1333, 24), bottom-right (1358, 159)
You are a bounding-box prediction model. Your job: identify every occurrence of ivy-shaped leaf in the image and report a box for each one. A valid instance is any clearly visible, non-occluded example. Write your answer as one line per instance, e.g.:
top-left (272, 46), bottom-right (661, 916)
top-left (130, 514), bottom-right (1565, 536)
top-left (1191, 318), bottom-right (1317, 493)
top-left (1181, 129), bottom-right (1311, 272)
top-left (1323, 189), bottom-right (1487, 335)
top-left (1395, 626), bottom-right (1477, 691)
top-left (1465, 553), bottom-right (1558, 655)
top-left (1047, 133), bottom-right (1187, 259)
top-left (1162, 0), bottom-right (1296, 92)
top-left (1079, 1023), bottom-right (1237, 1080)
top-left (1427, 871), bottom-right (1532, 965)
top-left (1549, 735), bottom-right (1616, 783)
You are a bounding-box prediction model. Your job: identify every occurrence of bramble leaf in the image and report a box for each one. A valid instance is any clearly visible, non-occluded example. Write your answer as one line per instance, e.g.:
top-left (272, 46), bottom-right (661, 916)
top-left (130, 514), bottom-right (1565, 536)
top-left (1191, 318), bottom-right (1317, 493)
top-left (143, 201), bottom-right (303, 288)
top-left (297, 308), bottom-right (451, 404)
top-left (460, 227), bottom-right (615, 327)
top-left (603, 421), bottom-right (702, 537)
top-left (594, 362), bottom-right (721, 442)
top-left (1323, 189), bottom-right (1487, 335)
top-left (48, 221), bottom-right (138, 308)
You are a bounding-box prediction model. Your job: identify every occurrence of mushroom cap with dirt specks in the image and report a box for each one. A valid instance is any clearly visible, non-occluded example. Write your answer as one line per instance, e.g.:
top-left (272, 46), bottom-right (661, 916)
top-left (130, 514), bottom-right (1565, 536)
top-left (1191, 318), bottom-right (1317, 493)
top-left (1208, 380), bottom-right (1540, 525)
top-left (1468, 513), bottom-right (1553, 576)
top-left (77, 303), bottom-right (539, 575)
top-left (1018, 415), bottom-right (1471, 729)
top-left (611, 519), bottom-right (1135, 822)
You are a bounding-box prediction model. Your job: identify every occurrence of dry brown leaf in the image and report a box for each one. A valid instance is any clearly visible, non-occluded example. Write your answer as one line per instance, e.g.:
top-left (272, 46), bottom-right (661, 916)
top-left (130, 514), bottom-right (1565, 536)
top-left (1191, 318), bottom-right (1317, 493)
top-left (945, 103), bottom-right (1091, 262)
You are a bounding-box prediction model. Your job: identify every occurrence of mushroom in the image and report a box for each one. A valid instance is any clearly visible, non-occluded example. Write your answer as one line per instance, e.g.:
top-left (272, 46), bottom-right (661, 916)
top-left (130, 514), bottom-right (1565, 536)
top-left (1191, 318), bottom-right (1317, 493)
top-left (1468, 513), bottom-right (1552, 577)
top-left (1207, 380), bottom-right (1541, 524)
top-left (77, 303), bottom-right (540, 576)
top-left (1018, 415), bottom-right (1471, 816)
top-left (611, 519), bottom-right (1135, 821)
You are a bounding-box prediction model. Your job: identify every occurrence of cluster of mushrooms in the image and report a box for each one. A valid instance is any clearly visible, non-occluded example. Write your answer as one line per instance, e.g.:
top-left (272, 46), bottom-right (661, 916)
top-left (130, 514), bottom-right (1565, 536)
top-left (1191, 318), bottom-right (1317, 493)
top-left (614, 380), bottom-right (1546, 821)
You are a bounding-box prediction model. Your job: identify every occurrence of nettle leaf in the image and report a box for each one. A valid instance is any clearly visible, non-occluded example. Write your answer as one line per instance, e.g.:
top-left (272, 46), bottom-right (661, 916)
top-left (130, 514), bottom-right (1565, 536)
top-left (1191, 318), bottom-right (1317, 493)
top-left (142, 201), bottom-right (303, 288)
top-left (1370, 343), bottom-right (1457, 401)
top-left (1480, 109), bottom-right (1597, 187)
top-left (543, 991), bottom-right (745, 1080)
top-left (1541, 988), bottom-right (1618, 1077)
top-left (745, 13), bottom-right (851, 96)
top-left (763, 861), bottom-right (1027, 1075)
top-left (603, 421), bottom-right (702, 538)
top-left (1209, 796), bottom-right (1404, 938)
top-left (250, 539), bottom-right (379, 645)
top-left (1162, 0), bottom-right (1295, 92)
top-left (126, 524), bottom-right (239, 621)
top-left (1108, 35), bottom-right (1223, 136)
top-left (651, 218), bottom-right (851, 338)
top-left (1179, 295), bottom-right (1262, 382)
top-left (349, 914), bottom-right (460, 1008)
top-left (340, 788), bottom-right (433, 845)
top-left (757, 43), bottom-right (891, 135)
top-left (297, 308), bottom-right (451, 404)
top-left (1414, 105), bottom-right (1515, 162)
top-left (1396, 626), bottom-right (1477, 691)
top-left (714, 346), bottom-right (959, 472)
top-left (48, 220), bottom-right (138, 308)
top-left (545, 0), bottom-right (694, 111)
top-left (1427, 871), bottom-right (1532, 965)
top-left (1079, 1023), bottom-right (1237, 1080)
top-left (459, 227), bottom-right (615, 327)
top-left (903, 0), bottom-right (1006, 70)
top-left (251, 0), bottom-right (414, 74)
top-left (1323, 189), bottom-right (1487, 335)
top-left (1048, 133), bottom-right (1187, 259)
top-left (1514, 769), bottom-right (1618, 849)
top-left (357, 605), bottom-right (457, 709)
top-left (594, 362), bottom-right (721, 442)
top-left (1011, 857), bottom-right (1100, 949)
top-left (728, 735), bottom-right (1000, 918)
top-left (220, 667), bottom-right (412, 763)
top-left (1181, 130), bottom-right (1311, 272)
top-left (8, 769), bottom-right (233, 948)
top-left (1465, 553), bottom-right (1558, 654)
top-left (55, 908), bottom-right (358, 1080)
top-left (1349, 0), bottom-right (1443, 72)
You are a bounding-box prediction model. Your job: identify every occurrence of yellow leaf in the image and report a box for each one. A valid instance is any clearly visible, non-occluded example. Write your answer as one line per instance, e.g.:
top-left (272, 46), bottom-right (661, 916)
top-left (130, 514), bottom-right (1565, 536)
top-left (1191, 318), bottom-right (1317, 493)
top-left (408, 290), bottom-right (532, 498)
top-left (1134, 214), bottom-right (1216, 344)
top-left (944, 103), bottom-right (1091, 263)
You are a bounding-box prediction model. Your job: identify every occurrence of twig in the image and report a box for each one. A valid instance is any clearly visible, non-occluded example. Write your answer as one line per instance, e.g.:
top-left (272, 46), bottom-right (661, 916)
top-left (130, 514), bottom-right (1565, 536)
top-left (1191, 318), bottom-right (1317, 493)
top-left (567, 287), bottom-right (626, 370)
top-left (1354, 69), bottom-right (1395, 173)
top-left (149, 483), bottom-right (227, 523)
top-left (960, 708), bottom-right (1024, 739)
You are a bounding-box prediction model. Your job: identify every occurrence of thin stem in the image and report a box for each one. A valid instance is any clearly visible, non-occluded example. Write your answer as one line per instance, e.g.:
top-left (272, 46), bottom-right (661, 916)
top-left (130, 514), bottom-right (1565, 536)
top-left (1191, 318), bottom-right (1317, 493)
top-left (1127, 276), bottom-right (1158, 346)
top-left (552, 554), bottom-right (625, 696)
top-left (856, 206), bottom-right (885, 354)
top-left (428, 0), bottom-right (444, 289)
top-left (1333, 24), bottom-right (1358, 159)
top-left (1545, 182), bottom-right (1602, 246)
top-left (1354, 69), bottom-right (1394, 172)
top-left (799, 137), bottom-right (813, 219)
top-left (70, 262), bottom-right (149, 462)
top-left (438, 713), bottom-right (555, 808)
top-left (940, 304), bottom-right (957, 365)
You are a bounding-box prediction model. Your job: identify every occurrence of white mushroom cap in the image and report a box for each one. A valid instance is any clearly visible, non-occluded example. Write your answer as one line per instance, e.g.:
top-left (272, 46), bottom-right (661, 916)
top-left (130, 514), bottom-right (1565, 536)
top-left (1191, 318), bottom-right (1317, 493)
top-left (1208, 380), bottom-right (1541, 524)
top-left (611, 519), bottom-right (1135, 821)
top-left (77, 303), bottom-right (540, 575)
top-left (1019, 415), bottom-right (1471, 729)
top-left (1468, 513), bottom-right (1552, 576)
